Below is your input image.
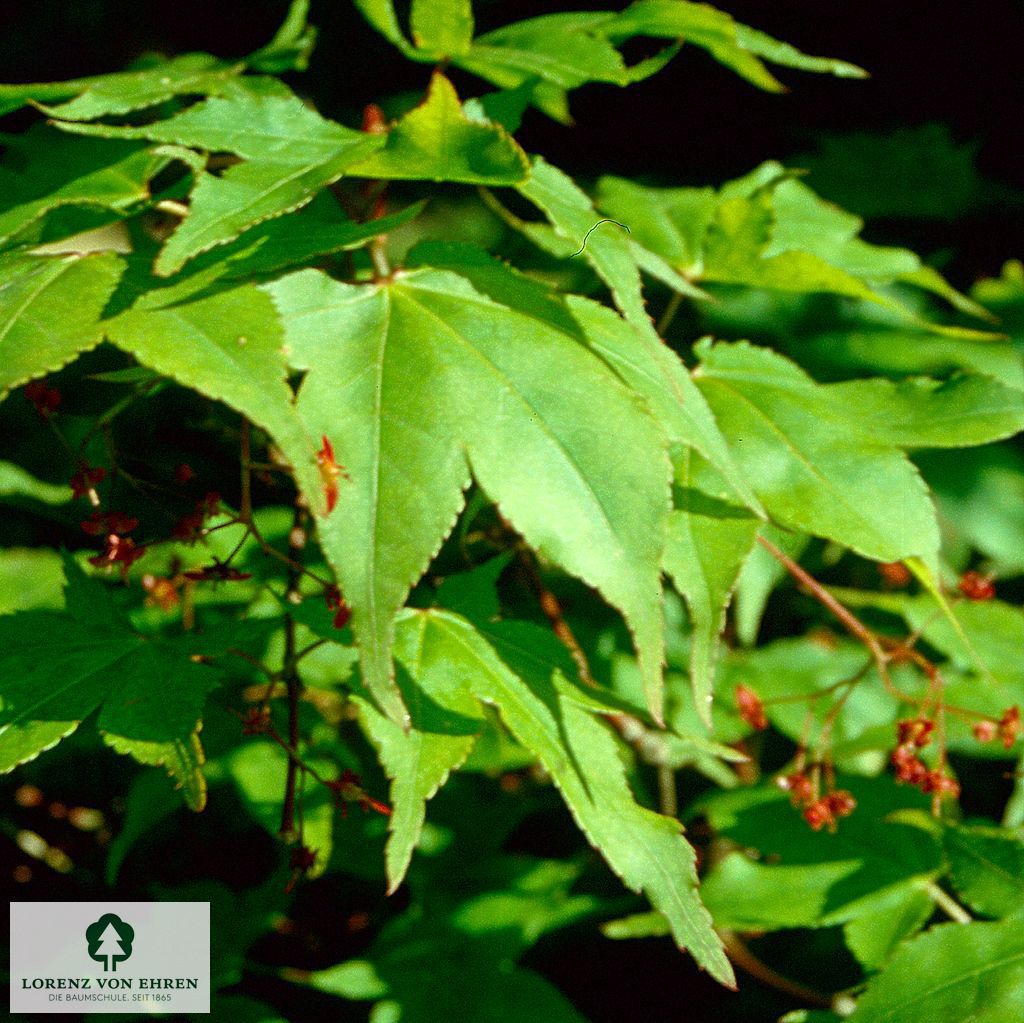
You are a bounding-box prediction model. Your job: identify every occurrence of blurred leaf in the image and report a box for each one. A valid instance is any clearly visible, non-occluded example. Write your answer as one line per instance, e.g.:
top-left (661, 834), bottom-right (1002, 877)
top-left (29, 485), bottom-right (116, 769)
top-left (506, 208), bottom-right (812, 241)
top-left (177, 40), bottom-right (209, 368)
top-left (793, 125), bottom-right (989, 220)
top-left (601, 909), bottom-right (671, 940)
top-left (411, 0), bottom-right (474, 57)
top-left (247, 0), bottom-right (317, 73)
top-left (0, 463), bottom-right (68, 505)
top-left (917, 446), bottom-right (1024, 576)
top-left (733, 523), bottom-right (809, 646)
top-left (0, 548), bottom-right (65, 613)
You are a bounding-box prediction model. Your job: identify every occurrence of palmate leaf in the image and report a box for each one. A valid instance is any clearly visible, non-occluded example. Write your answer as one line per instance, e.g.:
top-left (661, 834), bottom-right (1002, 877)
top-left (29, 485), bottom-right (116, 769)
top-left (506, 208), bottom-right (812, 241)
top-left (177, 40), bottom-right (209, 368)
top-left (0, 0), bottom-right (314, 118)
top-left (356, 620), bottom-right (486, 891)
top-left (102, 261), bottom-right (325, 512)
top-left (0, 559), bottom-right (216, 807)
top-left (55, 91), bottom-right (386, 276)
top-left (0, 128), bottom-right (164, 247)
top-left (0, 251), bottom-right (124, 395)
top-left (392, 607), bottom-right (732, 984)
top-left (347, 73), bottom-right (529, 185)
top-left (405, 239), bottom-right (756, 512)
top-left (597, 164), bottom-right (995, 334)
top-left (0, 53), bottom-right (243, 120)
top-left (842, 885), bottom-right (935, 971)
top-left (845, 918), bottom-right (1024, 1023)
top-left (357, 0), bottom-right (863, 122)
top-left (309, 918), bottom-right (588, 1023)
top-left (268, 267), bottom-right (671, 727)
top-left (396, 245), bottom-right (760, 721)
top-left (693, 340), bottom-right (942, 563)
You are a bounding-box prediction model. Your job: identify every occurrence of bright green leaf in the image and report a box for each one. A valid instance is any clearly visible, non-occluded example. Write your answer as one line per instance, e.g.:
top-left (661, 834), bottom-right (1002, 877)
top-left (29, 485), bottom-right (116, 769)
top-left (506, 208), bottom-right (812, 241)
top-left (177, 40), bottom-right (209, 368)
top-left (845, 918), bottom-right (1024, 1023)
top-left (693, 340), bottom-right (940, 562)
top-left (945, 825), bottom-right (1024, 918)
top-left (398, 608), bottom-right (733, 984)
top-left (348, 74), bottom-right (529, 185)
top-left (268, 267), bottom-right (670, 725)
top-left (0, 252), bottom-right (124, 396)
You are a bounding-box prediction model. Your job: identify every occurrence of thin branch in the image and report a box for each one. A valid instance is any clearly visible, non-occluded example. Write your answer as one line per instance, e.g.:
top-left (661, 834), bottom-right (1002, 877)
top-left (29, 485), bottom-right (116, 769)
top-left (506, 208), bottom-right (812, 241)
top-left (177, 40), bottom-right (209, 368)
top-left (927, 882), bottom-right (973, 924)
top-left (718, 929), bottom-right (833, 1008)
top-left (656, 292), bottom-right (684, 336)
top-left (278, 504), bottom-right (308, 842)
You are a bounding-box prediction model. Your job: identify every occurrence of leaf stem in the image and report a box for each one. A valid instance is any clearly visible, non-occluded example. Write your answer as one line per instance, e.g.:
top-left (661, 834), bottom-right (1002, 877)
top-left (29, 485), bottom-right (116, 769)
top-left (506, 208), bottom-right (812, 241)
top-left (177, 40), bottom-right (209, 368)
top-left (656, 292), bottom-right (683, 336)
top-left (927, 882), bottom-right (973, 924)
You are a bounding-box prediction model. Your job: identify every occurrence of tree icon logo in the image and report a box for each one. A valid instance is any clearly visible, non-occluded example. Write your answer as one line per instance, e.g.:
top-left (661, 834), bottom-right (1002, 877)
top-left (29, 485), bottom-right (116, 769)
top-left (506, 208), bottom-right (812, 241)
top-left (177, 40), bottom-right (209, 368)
top-left (85, 913), bottom-right (135, 972)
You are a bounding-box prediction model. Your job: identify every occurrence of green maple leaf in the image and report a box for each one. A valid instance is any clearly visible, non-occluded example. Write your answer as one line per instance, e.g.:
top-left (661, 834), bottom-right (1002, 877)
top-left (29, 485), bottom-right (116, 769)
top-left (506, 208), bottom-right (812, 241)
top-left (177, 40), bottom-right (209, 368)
top-left (268, 267), bottom-right (671, 726)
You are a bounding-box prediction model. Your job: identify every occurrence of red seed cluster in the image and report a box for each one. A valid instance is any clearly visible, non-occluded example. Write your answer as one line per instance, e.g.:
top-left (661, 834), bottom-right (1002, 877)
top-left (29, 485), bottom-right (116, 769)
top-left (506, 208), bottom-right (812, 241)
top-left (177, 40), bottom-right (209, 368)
top-left (183, 559), bottom-right (252, 583)
top-left (973, 706), bottom-right (1021, 750)
top-left (25, 379), bottom-right (62, 418)
top-left (890, 717), bottom-right (959, 799)
top-left (777, 771), bottom-right (856, 832)
top-left (803, 790), bottom-right (857, 832)
top-left (958, 570), bottom-right (996, 602)
top-left (141, 574), bottom-right (180, 611)
top-left (81, 510), bottom-right (137, 536)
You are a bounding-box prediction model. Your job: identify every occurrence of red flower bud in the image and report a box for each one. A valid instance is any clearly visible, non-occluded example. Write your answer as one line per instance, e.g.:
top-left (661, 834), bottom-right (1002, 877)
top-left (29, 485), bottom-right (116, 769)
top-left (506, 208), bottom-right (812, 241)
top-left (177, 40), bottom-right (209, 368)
top-left (824, 790), bottom-right (856, 818)
top-left (25, 379), bottom-right (62, 417)
top-left (958, 570), bottom-right (995, 602)
top-left (803, 800), bottom-right (835, 832)
top-left (972, 720), bottom-right (998, 743)
top-left (878, 561), bottom-right (911, 588)
top-left (70, 464), bottom-right (107, 500)
top-left (897, 718), bottom-right (935, 748)
top-left (777, 771), bottom-right (814, 807)
top-left (735, 684), bottom-right (768, 731)
top-left (998, 706), bottom-right (1021, 749)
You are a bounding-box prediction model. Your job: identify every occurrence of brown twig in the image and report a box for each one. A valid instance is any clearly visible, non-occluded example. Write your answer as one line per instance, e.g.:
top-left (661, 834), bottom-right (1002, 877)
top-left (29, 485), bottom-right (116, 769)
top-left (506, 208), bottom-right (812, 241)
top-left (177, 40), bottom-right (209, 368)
top-left (718, 929), bottom-right (834, 1009)
top-left (279, 504), bottom-right (308, 842)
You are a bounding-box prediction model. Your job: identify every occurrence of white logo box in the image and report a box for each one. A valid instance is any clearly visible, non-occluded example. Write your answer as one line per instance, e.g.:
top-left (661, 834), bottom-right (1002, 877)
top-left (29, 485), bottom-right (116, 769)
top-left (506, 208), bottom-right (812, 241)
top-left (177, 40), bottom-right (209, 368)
top-left (10, 901), bottom-right (210, 1014)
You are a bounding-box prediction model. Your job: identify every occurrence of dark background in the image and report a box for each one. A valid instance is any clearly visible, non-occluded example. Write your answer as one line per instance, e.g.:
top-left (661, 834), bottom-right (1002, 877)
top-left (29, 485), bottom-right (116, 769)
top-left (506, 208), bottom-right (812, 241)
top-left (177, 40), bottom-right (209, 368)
top-left (1, 3), bottom-right (1021, 1021)
top-left (3, 0), bottom-right (1022, 282)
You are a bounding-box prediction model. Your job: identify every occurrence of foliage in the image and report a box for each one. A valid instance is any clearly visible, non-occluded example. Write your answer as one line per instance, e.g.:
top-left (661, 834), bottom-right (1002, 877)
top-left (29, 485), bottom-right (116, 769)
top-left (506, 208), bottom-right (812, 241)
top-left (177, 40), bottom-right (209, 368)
top-left (1, 1), bottom-right (1023, 1021)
